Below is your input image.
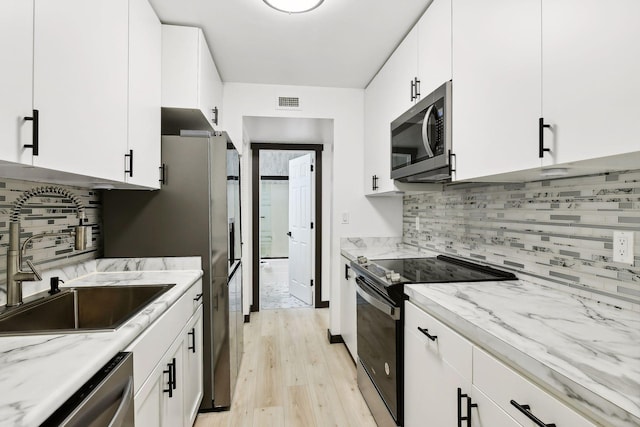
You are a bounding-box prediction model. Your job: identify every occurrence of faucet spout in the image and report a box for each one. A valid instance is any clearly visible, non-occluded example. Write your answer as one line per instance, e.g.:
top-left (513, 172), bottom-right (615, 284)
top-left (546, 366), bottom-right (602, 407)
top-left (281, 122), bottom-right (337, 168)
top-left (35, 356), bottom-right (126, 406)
top-left (5, 186), bottom-right (87, 307)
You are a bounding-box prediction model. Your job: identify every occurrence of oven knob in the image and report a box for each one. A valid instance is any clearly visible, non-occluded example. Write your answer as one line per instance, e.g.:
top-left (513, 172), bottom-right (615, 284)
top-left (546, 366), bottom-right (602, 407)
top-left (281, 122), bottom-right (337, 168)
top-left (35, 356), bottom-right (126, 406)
top-left (384, 362), bottom-right (390, 376)
top-left (390, 273), bottom-right (401, 282)
top-left (385, 270), bottom-right (395, 279)
top-left (357, 256), bottom-right (368, 265)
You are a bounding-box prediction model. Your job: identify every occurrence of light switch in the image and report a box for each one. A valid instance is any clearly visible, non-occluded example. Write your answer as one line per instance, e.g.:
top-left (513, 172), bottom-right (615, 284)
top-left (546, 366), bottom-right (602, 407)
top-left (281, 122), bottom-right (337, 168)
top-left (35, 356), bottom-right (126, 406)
top-left (342, 212), bottom-right (349, 224)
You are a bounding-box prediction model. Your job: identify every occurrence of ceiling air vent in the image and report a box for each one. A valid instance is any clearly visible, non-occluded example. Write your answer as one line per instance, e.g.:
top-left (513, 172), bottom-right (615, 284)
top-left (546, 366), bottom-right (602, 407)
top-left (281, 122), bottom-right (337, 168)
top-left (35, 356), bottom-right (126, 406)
top-left (276, 96), bottom-right (301, 110)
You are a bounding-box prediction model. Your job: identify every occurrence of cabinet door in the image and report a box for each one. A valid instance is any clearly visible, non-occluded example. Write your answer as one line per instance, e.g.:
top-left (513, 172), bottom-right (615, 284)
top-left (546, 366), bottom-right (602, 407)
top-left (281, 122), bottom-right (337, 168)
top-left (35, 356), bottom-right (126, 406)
top-left (198, 31), bottom-right (223, 129)
top-left (127, 0), bottom-right (161, 189)
top-left (32, 0), bottom-right (128, 181)
top-left (541, 0), bottom-right (640, 166)
top-left (183, 307), bottom-right (204, 427)
top-left (340, 259), bottom-right (357, 359)
top-left (161, 25), bottom-right (199, 108)
top-left (404, 325), bottom-right (472, 427)
top-left (386, 27), bottom-right (419, 120)
top-left (161, 340), bottom-right (185, 427)
top-left (416, 0), bottom-right (452, 97)
top-left (0, 0), bottom-right (34, 166)
top-left (452, 0), bottom-right (542, 181)
top-left (135, 371), bottom-right (163, 427)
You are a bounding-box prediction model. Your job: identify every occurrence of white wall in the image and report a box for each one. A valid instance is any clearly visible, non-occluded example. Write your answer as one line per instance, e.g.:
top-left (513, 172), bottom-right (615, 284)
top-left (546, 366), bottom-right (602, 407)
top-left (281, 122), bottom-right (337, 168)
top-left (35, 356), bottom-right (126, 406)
top-left (223, 82), bottom-right (402, 334)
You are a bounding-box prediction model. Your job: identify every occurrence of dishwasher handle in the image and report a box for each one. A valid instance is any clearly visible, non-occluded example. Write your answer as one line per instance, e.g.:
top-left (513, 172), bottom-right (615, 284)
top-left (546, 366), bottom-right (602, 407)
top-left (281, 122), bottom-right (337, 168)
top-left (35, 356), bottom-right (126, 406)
top-left (107, 376), bottom-right (133, 427)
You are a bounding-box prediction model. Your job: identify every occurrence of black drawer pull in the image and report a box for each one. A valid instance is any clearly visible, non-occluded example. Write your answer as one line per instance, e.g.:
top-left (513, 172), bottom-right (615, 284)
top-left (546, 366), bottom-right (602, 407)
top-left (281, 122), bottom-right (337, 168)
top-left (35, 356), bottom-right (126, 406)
top-left (510, 400), bottom-right (556, 427)
top-left (24, 109), bottom-right (39, 155)
top-left (417, 326), bottom-right (437, 341)
top-left (458, 388), bottom-right (478, 427)
top-left (538, 117), bottom-right (551, 158)
top-left (188, 328), bottom-right (196, 353)
top-left (163, 360), bottom-right (174, 397)
top-left (193, 293), bottom-right (203, 301)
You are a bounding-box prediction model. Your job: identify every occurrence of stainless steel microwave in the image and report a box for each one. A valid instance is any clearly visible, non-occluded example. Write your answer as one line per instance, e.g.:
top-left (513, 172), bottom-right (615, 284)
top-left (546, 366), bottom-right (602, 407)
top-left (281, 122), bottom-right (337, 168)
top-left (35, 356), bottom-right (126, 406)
top-left (390, 80), bottom-right (452, 182)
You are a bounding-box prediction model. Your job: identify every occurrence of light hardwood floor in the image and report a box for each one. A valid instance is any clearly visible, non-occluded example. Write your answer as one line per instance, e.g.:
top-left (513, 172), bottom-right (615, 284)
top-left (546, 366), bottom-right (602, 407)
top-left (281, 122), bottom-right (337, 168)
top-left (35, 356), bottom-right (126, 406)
top-left (194, 308), bottom-right (377, 427)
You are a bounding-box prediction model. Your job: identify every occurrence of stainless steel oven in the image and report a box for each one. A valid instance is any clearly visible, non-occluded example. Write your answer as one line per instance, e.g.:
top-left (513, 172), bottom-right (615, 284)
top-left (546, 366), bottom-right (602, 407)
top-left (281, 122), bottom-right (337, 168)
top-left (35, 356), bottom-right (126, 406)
top-left (41, 352), bottom-right (134, 427)
top-left (355, 275), bottom-right (402, 427)
top-left (352, 255), bottom-right (517, 427)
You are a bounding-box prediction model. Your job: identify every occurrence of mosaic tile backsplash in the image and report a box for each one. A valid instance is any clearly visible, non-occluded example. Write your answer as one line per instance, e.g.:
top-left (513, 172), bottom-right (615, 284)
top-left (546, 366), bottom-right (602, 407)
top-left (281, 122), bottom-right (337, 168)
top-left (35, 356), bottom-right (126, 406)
top-left (0, 178), bottom-right (102, 301)
top-left (403, 170), bottom-right (640, 310)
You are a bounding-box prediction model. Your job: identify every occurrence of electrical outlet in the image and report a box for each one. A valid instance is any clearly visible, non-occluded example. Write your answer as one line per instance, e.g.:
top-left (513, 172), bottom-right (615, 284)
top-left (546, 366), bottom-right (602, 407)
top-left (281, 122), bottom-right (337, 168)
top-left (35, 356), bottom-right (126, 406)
top-left (613, 231), bottom-right (634, 264)
top-left (415, 216), bottom-right (420, 231)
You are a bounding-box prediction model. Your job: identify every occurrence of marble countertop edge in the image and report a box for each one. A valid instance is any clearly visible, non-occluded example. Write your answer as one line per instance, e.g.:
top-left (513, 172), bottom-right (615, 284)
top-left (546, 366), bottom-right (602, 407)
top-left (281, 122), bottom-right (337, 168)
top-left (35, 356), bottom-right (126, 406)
top-left (0, 265), bottom-right (203, 427)
top-left (405, 284), bottom-right (640, 427)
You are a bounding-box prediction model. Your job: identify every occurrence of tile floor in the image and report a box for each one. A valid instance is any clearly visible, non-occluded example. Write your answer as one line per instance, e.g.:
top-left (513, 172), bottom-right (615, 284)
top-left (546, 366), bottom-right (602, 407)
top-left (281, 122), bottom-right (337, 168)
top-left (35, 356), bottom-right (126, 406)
top-left (259, 259), bottom-right (310, 310)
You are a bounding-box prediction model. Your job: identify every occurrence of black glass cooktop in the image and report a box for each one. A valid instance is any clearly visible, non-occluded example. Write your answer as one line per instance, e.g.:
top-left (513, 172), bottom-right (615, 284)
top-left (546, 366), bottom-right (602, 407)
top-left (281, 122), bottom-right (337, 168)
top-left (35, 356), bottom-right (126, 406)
top-left (360, 255), bottom-right (517, 286)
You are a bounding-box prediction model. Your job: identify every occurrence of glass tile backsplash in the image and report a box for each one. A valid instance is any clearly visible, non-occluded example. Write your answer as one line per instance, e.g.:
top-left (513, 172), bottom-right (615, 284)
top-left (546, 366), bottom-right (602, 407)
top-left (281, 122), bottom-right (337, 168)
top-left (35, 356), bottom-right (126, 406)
top-left (403, 170), bottom-right (640, 311)
top-left (0, 178), bottom-right (101, 296)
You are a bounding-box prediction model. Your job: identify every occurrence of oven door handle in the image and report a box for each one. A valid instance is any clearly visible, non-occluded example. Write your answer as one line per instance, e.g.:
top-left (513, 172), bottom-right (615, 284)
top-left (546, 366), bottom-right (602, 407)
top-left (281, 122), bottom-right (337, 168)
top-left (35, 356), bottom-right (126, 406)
top-left (355, 277), bottom-right (400, 320)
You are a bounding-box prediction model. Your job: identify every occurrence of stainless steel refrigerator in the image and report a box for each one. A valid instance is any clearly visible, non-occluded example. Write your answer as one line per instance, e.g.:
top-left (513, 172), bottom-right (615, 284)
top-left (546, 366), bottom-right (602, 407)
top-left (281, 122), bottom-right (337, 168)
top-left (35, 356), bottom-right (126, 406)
top-left (102, 132), bottom-right (243, 411)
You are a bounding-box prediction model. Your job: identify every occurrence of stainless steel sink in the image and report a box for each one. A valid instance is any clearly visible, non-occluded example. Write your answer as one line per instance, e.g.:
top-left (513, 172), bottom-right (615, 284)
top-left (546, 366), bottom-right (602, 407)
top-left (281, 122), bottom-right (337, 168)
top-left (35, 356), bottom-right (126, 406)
top-left (0, 284), bottom-right (174, 336)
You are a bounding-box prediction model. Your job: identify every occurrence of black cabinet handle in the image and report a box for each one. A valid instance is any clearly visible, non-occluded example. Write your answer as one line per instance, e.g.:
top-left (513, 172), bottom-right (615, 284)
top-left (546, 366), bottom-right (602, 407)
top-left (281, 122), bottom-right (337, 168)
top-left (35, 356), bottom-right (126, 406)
top-left (458, 388), bottom-right (478, 427)
top-left (345, 264), bottom-right (350, 280)
top-left (410, 79), bottom-right (415, 101)
top-left (124, 149), bottom-right (133, 177)
top-left (286, 231), bottom-right (292, 237)
top-left (539, 117), bottom-right (551, 158)
top-left (171, 357), bottom-right (177, 390)
top-left (24, 109), bottom-right (39, 156)
top-left (193, 293), bottom-right (203, 302)
top-left (188, 328), bottom-right (196, 353)
top-left (159, 163), bottom-right (167, 185)
top-left (372, 175), bottom-right (379, 191)
top-left (510, 400), bottom-right (556, 427)
top-left (212, 106), bottom-right (219, 125)
top-left (417, 326), bottom-right (438, 341)
top-left (448, 150), bottom-right (456, 175)
top-left (163, 359), bottom-right (174, 397)
top-left (414, 77), bottom-right (420, 100)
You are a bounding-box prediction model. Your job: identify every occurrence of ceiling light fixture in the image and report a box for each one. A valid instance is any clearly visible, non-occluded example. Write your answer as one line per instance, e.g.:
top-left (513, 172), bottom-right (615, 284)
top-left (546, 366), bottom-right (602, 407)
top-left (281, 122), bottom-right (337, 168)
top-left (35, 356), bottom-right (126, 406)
top-left (263, 0), bottom-right (324, 14)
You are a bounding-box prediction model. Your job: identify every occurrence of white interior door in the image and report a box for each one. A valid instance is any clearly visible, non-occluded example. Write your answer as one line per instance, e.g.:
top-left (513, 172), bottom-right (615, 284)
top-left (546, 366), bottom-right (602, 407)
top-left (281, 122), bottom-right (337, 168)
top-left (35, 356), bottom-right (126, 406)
top-left (288, 153), bottom-right (314, 305)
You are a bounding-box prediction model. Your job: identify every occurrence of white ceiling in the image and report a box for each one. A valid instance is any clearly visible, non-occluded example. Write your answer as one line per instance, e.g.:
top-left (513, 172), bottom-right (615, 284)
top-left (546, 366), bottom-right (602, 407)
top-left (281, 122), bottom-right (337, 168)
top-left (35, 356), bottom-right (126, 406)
top-left (148, 0), bottom-right (432, 89)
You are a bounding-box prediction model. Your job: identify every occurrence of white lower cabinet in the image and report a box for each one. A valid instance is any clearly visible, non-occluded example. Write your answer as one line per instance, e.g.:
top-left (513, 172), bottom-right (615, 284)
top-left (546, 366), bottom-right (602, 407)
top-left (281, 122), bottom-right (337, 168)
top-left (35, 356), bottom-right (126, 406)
top-left (404, 300), bottom-right (598, 427)
top-left (183, 309), bottom-right (204, 427)
top-left (126, 280), bottom-right (203, 427)
top-left (340, 257), bottom-right (357, 359)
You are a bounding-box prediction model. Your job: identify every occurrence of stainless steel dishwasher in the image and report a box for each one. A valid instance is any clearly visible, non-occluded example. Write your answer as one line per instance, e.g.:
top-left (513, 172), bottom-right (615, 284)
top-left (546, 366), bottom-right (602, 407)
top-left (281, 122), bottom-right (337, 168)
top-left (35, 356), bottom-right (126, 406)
top-left (41, 352), bottom-right (134, 427)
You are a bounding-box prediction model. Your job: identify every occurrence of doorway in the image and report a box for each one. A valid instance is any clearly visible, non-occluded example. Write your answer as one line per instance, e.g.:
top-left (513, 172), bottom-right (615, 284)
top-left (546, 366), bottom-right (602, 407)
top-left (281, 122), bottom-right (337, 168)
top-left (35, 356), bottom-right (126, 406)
top-left (251, 143), bottom-right (324, 312)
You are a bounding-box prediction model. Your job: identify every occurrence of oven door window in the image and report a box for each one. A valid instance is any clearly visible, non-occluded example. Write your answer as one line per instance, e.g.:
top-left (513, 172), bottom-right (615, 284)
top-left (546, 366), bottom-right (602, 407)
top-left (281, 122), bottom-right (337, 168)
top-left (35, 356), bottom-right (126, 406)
top-left (391, 97), bottom-right (446, 171)
top-left (356, 281), bottom-right (399, 419)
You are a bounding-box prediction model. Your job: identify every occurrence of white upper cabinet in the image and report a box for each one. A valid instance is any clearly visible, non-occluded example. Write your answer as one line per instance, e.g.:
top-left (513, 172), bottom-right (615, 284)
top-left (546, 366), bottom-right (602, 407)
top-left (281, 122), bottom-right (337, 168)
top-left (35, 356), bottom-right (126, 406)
top-left (452, 0), bottom-right (640, 181)
top-left (0, 0), bottom-right (34, 166)
top-left (162, 25), bottom-right (223, 131)
top-left (541, 0), bottom-right (640, 166)
top-left (452, 0), bottom-right (542, 181)
top-left (416, 0), bottom-right (452, 98)
top-left (127, 0), bottom-right (162, 188)
top-left (33, 0), bottom-right (129, 182)
top-left (385, 27), bottom-right (419, 122)
top-left (1, 0), bottom-right (161, 188)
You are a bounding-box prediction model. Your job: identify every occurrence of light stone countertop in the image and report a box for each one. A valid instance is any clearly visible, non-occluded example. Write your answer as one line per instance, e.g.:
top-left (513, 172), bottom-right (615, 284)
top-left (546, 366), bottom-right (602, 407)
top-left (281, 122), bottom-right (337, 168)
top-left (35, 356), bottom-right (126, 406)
top-left (406, 281), bottom-right (640, 427)
top-left (340, 236), bottom-right (435, 261)
top-left (0, 257), bottom-right (203, 427)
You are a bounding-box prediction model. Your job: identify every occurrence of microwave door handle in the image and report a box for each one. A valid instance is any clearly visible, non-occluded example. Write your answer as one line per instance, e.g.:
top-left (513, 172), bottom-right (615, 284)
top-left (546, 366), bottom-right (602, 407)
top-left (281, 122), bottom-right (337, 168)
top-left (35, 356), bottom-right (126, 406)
top-left (355, 277), bottom-right (399, 320)
top-left (421, 104), bottom-right (435, 158)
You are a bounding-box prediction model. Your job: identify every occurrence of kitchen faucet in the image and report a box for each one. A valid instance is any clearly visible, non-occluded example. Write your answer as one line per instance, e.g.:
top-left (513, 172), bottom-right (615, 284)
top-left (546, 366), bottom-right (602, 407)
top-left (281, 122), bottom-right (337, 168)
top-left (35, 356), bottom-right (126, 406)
top-left (5, 186), bottom-right (88, 307)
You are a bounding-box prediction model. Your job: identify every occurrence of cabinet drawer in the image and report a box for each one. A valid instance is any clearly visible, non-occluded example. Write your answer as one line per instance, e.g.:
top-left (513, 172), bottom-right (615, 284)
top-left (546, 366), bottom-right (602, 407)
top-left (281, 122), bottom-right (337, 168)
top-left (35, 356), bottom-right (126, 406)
top-left (404, 301), bottom-right (472, 380)
top-left (126, 279), bottom-right (203, 394)
top-left (473, 347), bottom-right (597, 427)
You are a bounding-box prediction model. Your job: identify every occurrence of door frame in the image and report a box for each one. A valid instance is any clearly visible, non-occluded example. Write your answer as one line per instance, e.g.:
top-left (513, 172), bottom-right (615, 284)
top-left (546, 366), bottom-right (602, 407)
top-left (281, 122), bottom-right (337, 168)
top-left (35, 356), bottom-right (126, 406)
top-left (250, 143), bottom-right (325, 311)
